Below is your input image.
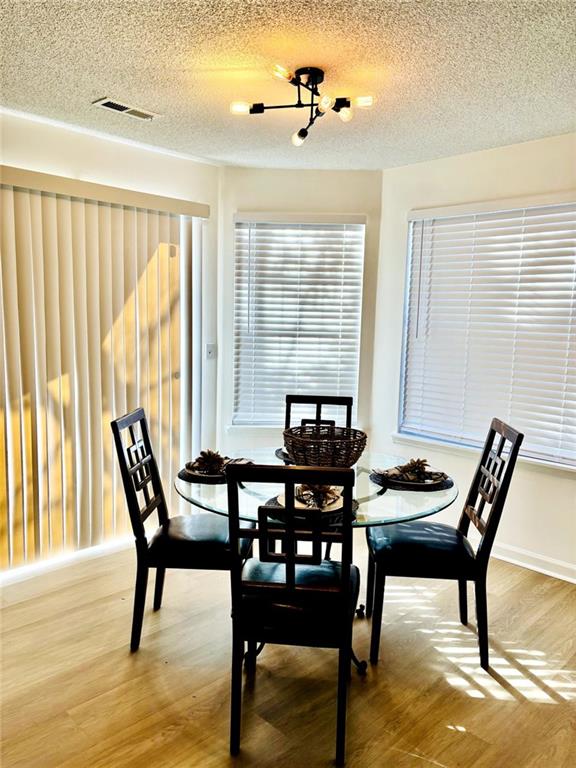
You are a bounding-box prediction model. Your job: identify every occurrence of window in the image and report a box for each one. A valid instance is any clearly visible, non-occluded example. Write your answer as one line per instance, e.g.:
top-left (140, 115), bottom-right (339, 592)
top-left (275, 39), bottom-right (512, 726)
top-left (400, 201), bottom-right (576, 468)
top-left (233, 219), bottom-right (365, 425)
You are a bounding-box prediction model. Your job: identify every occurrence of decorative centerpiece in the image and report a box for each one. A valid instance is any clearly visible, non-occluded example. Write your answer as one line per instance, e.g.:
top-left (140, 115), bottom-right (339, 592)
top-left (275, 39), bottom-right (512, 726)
top-left (178, 450), bottom-right (252, 484)
top-left (370, 458), bottom-right (453, 492)
top-left (385, 458), bottom-right (446, 483)
top-left (295, 484), bottom-right (340, 509)
top-left (268, 482), bottom-right (358, 525)
top-left (283, 424), bottom-right (367, 467)
top-left (191, 449), bottom-right (227, 475)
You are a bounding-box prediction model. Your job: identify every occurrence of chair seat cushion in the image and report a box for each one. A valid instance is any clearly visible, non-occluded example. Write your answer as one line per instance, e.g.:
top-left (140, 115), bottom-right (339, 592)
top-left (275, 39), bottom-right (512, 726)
top-left (148, 514), bottom-right (253, 569)
top-left (237, 559), bottom-right (360, 647)
top-left (367, 521), bottom-right (476, 579)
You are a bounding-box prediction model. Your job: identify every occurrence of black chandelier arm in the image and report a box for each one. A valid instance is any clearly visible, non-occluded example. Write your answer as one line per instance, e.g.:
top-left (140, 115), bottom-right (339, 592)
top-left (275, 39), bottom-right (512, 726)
top-left (250, 97), bottom-right (350, 114)
top-left (303, 108), bottom-right (324, 134)
top-left (295, 79), bottom-right (320, 97)
top-left (309, 100), bottom-right (325, 124)
top-left (263, 103), bottom-right (309, 110)
top-left (250, 100), bottom-right (318, 114)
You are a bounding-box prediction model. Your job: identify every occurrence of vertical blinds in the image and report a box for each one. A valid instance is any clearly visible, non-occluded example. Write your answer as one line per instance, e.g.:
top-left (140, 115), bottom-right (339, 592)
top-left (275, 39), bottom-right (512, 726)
top-left (0, 185), bottom-right (188, 567)
top-left (400, 201), bottom-right (576, 467)
top-left (233, 221), bottom-right (365, 425)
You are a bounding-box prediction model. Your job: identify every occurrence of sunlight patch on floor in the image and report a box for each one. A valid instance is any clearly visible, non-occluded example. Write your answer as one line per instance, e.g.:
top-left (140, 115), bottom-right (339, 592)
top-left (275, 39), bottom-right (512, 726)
top-left (384, 583), bottom-right (572, 704)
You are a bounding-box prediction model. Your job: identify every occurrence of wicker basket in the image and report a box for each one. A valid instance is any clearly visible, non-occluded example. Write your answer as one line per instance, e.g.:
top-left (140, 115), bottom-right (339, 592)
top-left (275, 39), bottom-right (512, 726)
top-left (283, 425), bottom-right (367, 467)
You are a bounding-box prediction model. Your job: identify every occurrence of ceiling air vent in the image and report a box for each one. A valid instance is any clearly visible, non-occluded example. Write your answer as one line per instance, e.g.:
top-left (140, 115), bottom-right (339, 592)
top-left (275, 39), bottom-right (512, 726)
top-left (92, 97), bottom-right (158, 121)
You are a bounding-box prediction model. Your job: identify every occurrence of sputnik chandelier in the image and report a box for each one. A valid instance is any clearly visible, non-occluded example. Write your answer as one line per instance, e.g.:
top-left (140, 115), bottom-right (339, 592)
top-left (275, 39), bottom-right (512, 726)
top-left (230, 64), bottom-right (374, 146)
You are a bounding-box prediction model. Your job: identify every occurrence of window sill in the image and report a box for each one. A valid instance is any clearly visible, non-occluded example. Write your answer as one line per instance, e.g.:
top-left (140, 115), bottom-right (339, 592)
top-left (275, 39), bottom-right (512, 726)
top-left (392, 432), bottom-right (576, 474)
top-left (227, 422), bottom-right (366, 433)
top-left (226, 425), bottom-right (283, 433)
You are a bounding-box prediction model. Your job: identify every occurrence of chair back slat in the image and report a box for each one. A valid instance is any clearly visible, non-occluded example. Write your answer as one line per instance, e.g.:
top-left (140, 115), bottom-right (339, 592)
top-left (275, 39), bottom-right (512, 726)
top-left (111, 408), bottom-right (169, 541)
top-left (140, 495), bottom-right (164, 523)
top-left (226, 464), bottom-right (354, 603)
top-left (458, 418), bottom-right (523, 565)
top-left (285, 394), bottom-right (353, 429)
top-left (257, 502), bottom-right (324, 571)
top-left (463, 505), bottom-right (487, 536)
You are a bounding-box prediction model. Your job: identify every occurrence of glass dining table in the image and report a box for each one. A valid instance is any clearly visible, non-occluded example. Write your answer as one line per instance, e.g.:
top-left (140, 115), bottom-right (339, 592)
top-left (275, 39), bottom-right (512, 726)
top-left (174, 450), bottom-right (459, 527)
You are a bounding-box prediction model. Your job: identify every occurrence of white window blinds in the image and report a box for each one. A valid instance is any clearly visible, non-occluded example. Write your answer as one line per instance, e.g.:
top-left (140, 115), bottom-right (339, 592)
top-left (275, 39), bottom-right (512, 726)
top-left (400, 201), bottom-right (576, 468)
top-left (233, 220), bottom-right (365, 425)
top-left (0, 184), bottom-right (195, 567)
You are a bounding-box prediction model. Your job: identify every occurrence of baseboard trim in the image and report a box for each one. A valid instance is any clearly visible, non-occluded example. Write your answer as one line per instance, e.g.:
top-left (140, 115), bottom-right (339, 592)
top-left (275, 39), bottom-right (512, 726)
top-left (492, 543), bottom-right (576, 584)
top-left (0, 538), bottom-right (132, 586)
top-left (2, 537), bottom-right (574, 587)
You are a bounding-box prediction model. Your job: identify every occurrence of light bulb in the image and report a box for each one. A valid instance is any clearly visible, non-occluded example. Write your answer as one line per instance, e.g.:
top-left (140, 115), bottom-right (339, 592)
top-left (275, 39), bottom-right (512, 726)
top-left (317, 94), bottom-right (335, 113)
top-left (273, 64), bottom-right (293, 81)
top-left (338, 107), bottom-right (353, 123)
top-left (230, 101), bottom-right (250, 115)
top-left (291, 128), bottom-right (308, 147)
top-left (354, 95), bottom-right (375, 109)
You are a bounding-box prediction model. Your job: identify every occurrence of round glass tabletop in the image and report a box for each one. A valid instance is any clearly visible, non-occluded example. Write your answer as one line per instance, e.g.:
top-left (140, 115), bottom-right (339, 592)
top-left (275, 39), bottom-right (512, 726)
top-left (174, 450), bottom-right (459, 527)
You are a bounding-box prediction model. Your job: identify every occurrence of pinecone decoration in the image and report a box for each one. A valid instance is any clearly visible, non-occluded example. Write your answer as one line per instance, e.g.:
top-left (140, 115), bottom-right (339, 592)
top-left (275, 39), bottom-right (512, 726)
top-left (400, 458), bottom-right (430, 481)
top-left (193, 449), bottom-right (226, 474)
top-left (296, 484), bottom-right (339, 509)
top-left (373, 457), bottom-right (447, 484)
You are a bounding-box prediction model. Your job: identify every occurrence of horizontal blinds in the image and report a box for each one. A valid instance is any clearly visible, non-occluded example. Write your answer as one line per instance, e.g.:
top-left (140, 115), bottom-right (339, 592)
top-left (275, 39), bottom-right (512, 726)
top-left (233, 221), bottom-right (365, 425)
top-left (400, 202), bottom-right (576, 467)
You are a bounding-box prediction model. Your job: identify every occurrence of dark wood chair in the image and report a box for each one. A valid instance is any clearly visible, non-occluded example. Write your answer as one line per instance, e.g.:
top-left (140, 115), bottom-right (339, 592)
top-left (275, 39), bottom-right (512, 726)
top-left (285, 393), bottom-right (353, 430)
top-left (284, 394), bottom-right (354, 561)
top-left (111, 407), bottom-right (253, 652)
top-left (365, 418), bottom-right (524, 670)
top-left (226, 463), bottom-right (358, 766)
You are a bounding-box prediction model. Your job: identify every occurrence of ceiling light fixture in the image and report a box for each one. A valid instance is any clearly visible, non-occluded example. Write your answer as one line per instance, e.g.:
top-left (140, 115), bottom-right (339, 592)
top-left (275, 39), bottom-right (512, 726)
top-left (354, 95), bottom-right (376, 109)
top-left (230, 65), bottom-right (373, 146)
top-left (230, 101), bottom-right (251, 115)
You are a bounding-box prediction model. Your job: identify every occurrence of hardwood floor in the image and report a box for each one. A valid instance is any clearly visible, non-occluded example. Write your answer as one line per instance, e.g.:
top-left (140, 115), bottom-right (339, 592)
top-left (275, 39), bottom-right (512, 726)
top-left (2, 534), bottom-right (575, 767)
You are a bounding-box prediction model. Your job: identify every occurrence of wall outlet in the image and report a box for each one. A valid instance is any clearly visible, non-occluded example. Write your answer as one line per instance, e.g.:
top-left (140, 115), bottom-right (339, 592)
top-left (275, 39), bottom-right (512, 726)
top-left (205, 343), bottom-right (217, 360)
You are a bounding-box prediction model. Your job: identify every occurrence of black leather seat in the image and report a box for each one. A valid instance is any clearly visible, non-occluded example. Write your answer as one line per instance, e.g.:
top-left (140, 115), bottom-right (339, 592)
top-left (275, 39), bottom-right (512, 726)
top-left (366, 521), bottom-right (476, 580)
top-left (365, 419), bottom-right (523, 670)
top-left (148, 514), bottom-right (252, 569)
top-left (111, 407), bottom-right (254, 652)
top-left (240, 559), bottom-right (360, 646)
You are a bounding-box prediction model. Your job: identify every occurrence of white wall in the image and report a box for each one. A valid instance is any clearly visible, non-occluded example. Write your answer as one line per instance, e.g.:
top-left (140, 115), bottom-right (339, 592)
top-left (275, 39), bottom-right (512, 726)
top-left (0, 110), bottom-right (219, 204)
top-left (216, 165), bottom-right (382, 453)
top-left (372, 133), bottom-right (576, 581)
top-left (0, 110), bottom-right (221, 447)
top-left (2, 109), bottom-right (574, 582)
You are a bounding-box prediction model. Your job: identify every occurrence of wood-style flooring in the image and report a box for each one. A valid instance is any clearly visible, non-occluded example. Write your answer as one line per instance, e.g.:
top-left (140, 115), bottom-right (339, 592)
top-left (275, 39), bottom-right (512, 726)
top-left (2, 534), bottom-right (575, 768)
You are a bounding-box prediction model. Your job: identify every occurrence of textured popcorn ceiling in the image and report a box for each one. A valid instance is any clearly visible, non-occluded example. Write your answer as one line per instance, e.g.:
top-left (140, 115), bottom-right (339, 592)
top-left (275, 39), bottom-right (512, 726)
top-left (1, 0), bottom-right (574, 170)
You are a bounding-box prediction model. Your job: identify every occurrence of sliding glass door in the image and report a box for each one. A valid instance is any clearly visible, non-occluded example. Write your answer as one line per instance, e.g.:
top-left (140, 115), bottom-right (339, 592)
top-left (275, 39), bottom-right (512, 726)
top-left (0, 185), bottom-right (199, 566)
